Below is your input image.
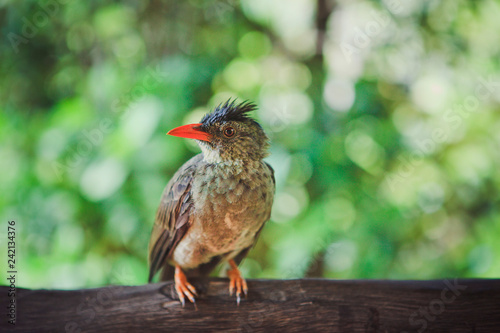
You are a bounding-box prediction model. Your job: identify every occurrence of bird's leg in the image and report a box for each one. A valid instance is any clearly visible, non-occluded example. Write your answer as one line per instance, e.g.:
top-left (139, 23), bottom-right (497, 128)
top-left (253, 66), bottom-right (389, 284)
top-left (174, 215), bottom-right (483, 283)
top-left (174, 265), bottom-right (197, 307)
top-left (227, 259), bottom-right (248, 305)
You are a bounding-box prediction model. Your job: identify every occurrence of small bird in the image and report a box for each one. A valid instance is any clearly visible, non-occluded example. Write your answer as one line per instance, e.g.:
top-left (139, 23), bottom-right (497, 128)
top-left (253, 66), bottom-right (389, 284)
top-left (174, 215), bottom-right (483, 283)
top-left (148, 99), bottom-right (275, 306)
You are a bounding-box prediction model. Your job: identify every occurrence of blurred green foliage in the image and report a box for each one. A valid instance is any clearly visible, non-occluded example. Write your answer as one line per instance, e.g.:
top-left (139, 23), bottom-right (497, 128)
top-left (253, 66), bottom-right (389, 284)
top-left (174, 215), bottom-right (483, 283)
top-left (1, 0), bottom-right (499, 289)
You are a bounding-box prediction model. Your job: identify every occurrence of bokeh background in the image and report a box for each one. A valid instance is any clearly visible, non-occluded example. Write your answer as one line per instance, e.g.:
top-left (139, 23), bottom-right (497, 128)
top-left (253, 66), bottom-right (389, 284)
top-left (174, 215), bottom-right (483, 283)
top-left (1, 0), bottom-right (499, 289)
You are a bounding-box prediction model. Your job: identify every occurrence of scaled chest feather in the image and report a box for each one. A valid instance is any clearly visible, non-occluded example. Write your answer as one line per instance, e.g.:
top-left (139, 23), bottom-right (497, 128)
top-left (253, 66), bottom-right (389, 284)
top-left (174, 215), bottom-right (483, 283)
top-left (193, 160), bottom-right (273, 233)
top-left (171, 161), bottom-right (273, 268)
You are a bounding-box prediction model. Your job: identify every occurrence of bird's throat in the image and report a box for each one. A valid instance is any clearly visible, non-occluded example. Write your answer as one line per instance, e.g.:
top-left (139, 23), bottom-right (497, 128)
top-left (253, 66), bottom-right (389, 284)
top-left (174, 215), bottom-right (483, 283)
top-left (199, 142), bottom-right (224, 164)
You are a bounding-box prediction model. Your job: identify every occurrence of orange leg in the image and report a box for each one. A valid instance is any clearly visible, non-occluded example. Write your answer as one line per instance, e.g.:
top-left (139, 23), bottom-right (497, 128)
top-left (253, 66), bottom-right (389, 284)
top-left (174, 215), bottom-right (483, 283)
top-left (227, 259), bottom-right (248, 305)
top-left (174, 265), bottom-right (197, 307)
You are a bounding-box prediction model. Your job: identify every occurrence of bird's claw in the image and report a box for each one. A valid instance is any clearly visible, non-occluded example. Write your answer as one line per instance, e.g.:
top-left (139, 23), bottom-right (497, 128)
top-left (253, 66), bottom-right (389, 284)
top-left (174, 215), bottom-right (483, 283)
top-left (175, 265), bottom-right (197, 307)
top-left (227, 260), bottom-right (248, 306)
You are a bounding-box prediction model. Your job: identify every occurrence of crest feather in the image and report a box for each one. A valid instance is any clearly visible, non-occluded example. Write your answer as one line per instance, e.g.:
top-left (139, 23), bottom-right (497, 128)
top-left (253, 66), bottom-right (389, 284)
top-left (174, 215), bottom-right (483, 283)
top-left (201, 99), bottom-right (257, 125)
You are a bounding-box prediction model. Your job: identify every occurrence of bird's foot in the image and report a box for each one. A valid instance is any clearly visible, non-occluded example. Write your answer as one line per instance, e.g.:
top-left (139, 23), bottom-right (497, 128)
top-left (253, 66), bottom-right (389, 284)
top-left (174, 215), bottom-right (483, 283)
top-left (227, 259), bottom-right (248, 305)
top-left (174, 265), bottom-right (197, 307)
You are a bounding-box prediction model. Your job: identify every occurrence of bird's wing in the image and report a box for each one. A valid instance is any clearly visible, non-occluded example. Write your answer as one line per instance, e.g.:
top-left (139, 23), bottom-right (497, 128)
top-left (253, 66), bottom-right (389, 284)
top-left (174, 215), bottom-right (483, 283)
top-left (148, 154), bottom-right (203, 282)
top-left (265, 161), bottom-right (276, 188)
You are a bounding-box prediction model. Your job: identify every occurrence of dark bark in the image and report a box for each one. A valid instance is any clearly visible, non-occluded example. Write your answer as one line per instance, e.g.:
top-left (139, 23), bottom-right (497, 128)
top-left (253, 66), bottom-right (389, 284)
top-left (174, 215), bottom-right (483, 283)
top-left (316, 0), bottom-right (336, 56)
top-left (2, 278), bottom-right (499, 332)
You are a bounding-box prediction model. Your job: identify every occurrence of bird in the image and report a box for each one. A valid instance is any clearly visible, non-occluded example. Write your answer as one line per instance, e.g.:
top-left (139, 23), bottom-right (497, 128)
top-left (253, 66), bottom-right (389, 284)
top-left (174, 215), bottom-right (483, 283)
top-left (148, 99), bottom-right (275, 306)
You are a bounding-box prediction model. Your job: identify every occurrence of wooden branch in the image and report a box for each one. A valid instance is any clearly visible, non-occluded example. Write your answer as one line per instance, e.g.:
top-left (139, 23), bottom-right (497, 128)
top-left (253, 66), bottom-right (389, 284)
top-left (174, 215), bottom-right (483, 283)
top-left (2, 278), bottom-right (499, 332)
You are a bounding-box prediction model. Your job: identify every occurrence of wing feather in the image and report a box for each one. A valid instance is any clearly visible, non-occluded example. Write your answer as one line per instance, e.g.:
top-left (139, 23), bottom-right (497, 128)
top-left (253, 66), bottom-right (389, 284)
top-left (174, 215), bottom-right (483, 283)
top-left (148, 154), bottom-right (203, 282)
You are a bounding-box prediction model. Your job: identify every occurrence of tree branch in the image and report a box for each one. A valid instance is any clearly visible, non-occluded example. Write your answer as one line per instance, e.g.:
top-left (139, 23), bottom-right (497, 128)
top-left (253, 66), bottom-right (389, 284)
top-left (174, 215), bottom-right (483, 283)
top-left (2, 278), bottom-right (499, 332)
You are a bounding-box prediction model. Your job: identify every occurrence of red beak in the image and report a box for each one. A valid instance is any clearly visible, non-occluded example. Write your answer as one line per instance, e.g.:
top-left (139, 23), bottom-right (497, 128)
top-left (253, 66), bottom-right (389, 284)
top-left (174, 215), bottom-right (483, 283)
top-left (167, 123), bottom-right (211, 142)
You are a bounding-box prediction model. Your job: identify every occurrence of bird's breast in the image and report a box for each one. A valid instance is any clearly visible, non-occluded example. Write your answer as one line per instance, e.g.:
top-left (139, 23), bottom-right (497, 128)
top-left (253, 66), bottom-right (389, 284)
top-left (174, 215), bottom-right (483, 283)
top-left (171, 161), bottom-right (274, 268)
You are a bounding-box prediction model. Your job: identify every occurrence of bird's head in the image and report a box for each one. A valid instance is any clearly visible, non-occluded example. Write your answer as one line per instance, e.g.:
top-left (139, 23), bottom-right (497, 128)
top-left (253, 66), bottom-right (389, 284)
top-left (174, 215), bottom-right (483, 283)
top-left (167, 100), bottom-right (270, 163)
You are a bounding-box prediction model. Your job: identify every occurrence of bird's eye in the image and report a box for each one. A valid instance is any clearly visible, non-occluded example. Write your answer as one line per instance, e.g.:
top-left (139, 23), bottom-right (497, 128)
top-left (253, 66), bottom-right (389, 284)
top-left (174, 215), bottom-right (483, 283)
top-left (223, 127), bottom-right (235, 138)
